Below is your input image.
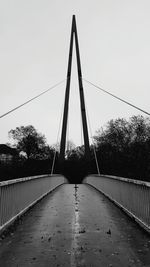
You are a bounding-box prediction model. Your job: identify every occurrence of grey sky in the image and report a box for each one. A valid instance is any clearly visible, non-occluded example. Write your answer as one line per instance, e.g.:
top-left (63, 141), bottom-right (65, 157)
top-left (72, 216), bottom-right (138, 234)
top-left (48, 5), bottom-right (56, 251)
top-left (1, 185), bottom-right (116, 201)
top-left (0, 0), bottom-right (150, 146)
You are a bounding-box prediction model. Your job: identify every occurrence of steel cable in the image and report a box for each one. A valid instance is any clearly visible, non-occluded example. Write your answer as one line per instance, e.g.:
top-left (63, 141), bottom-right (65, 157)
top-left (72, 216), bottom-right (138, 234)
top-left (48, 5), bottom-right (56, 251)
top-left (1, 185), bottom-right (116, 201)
top-left (0, 79), bottom-right (66, 119)
top-left (84, 92), bottom-right (101, 175)
top-left (51, 96), bottom-right (65, 175)
top-left (83, 78), bottom-right (150, 116)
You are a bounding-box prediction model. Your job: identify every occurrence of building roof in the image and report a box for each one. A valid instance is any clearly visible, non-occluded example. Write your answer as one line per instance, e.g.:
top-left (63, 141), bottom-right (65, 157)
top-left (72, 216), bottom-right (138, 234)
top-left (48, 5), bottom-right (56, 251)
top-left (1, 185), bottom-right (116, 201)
top-left (0, 144), bottom-right (18, 155)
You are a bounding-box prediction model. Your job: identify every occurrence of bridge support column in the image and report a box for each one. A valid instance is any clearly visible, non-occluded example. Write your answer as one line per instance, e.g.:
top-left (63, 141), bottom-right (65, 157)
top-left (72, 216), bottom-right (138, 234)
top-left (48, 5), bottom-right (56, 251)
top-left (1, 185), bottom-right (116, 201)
top-left (59, 15), bottom-right (91, 176)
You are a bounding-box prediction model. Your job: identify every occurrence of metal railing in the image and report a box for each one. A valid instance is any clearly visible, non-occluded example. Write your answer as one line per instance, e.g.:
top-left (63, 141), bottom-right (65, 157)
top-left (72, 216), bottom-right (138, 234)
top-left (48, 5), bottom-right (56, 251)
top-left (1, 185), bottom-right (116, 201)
top-left (84, 175), bottom-right (150, 233)
top-left (0, 174), bottom-right (67, 234)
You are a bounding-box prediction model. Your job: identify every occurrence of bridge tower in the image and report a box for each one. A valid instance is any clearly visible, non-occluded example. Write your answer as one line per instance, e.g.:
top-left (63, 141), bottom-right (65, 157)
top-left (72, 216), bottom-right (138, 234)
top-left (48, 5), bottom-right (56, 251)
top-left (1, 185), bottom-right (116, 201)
top-left (59, 15), bottom-right (90, 164)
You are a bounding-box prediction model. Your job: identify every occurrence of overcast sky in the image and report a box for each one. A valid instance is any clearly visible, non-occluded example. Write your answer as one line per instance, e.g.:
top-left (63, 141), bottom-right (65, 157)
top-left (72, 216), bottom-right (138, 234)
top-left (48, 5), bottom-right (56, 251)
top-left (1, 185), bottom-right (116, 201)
top-left (0, 0), bottom-right (150, 147)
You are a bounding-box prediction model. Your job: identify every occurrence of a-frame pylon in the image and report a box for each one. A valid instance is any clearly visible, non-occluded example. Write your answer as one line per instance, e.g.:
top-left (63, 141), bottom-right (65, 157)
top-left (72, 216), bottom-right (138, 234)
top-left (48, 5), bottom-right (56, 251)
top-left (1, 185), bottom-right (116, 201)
top-left (59, 15), bottom-right (90, 164)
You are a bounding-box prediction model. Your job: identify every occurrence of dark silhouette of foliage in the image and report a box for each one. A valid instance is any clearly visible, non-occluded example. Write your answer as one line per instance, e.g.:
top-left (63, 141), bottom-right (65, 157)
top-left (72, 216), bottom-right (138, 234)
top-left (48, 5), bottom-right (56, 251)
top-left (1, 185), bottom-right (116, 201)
top-left (9, 125), bottom-right (50, 160)
top-left (0, 125), bottom-right (58, 182)
top-left (0, 158), bottom-right (55, 182)
top-left (93, 115), bottom-right (150, 181)
top-left (3, 116), bottom-right (150, 183)
top-left (60, 148), bottom-right (89, 183)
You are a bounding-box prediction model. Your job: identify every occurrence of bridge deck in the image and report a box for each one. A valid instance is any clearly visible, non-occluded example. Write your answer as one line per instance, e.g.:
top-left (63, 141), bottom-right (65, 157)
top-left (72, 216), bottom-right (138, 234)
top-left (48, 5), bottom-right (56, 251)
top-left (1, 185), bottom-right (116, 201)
top-left (0, 184), bottom-right (150, 267)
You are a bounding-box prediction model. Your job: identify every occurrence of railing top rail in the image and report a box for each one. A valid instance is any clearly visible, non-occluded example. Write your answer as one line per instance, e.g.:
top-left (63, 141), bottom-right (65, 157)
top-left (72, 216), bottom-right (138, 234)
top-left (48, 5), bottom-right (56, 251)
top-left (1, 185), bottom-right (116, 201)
top-left (0, 174), bottom-right (62, 187)
top-left (87, 174), bottom-right (150, 187)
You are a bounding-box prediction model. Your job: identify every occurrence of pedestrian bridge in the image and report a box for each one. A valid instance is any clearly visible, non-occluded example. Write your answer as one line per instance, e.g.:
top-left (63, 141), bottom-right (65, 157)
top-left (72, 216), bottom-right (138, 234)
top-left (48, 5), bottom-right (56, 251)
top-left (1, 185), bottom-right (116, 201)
top-left (1, 15), bottom-right (150, 266)
top-left (0, 174), bottom-right (150, 266)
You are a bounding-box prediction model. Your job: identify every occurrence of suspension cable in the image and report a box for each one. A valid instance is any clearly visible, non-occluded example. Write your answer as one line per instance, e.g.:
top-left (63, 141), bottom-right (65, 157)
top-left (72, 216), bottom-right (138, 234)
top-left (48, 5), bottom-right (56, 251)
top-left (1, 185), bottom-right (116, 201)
top-left (84, 95), bottom-right (100, 175)
top-left (80, 111), bottom-right (83, 146)
top-left (0, 79), bottom-right (66, 119)
top-left (51, 100), bottom-right (64, 175)
top-left (83, 78), bottom-right (150, 116)
top-left (66, 106), bottom-right (69, 153)
top-left (80, 105), bottom-right (83, 146)
top-left (87, 108), bottom-right (100, 175)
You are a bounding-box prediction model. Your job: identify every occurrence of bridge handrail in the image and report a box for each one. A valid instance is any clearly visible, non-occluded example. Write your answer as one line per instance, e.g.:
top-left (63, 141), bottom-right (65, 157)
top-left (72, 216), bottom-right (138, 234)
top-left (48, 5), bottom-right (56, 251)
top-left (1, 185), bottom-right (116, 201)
top-left (84, 174), bottom-right (150, 233)
top-left (0, 174), bottom-right (62, 186)
top-left (0, 174), bottom-right (67, 235)
top-left (90, 174), bottom-right (150, 187)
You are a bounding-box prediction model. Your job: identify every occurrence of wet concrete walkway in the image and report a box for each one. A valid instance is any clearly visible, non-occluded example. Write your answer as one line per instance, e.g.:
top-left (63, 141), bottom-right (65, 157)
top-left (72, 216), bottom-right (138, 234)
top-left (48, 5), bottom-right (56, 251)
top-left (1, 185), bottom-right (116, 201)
top-left (0, 184), bottom-right (150, 267)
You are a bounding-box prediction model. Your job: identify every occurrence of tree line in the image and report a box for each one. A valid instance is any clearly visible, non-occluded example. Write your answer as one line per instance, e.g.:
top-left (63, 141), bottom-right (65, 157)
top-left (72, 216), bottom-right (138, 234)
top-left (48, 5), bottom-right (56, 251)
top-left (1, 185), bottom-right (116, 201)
top-left (63, 115), bottom-right (150, 182)
top-left (1, 115), bottom-right (150, 183)
top-left (0, 126), bottom-right (59, 181)
top-left (93, 115), bottom-right (150, 181)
